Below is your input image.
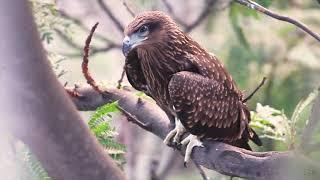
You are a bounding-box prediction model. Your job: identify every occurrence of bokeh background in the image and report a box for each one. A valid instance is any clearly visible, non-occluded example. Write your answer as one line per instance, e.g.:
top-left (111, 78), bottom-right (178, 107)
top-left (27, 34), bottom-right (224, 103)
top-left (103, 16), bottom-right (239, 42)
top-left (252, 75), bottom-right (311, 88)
top-left (9, 0), bottom-right (319, 179)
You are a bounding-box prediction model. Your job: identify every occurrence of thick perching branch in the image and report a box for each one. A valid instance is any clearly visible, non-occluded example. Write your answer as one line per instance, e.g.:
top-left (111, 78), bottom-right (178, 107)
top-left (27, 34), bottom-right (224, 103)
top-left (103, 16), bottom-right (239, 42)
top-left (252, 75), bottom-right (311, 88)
top-left (68, 86), bottom-right (320, 179)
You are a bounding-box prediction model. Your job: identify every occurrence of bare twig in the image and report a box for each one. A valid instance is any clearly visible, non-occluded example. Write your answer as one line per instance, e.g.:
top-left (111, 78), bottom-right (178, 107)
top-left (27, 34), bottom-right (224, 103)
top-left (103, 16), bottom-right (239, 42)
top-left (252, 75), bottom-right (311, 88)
top-left (161, 0), bottom-right (219, 33)
top-left (65, 88), bottom-right (82, 98)
top-left (55, 28), bottom-right (83, 50)
top-left (122, 0), bottom-right (135, 17)
top-left (97, 0), bottom-right (124, 33)
top-left (242, 77), bottom-right (267, 103)
top-left (193, 161), bottom-right (209, 180)
top-left (55, 28), bottom-right (119, 57)
top-left (117, 68), bottom-right (126, 89)
top-left (59, 10), bottom-right (118, 44)
top-left (184, 0), bottom-right (218, 33)
top-left (161, 0), bottom-right (188, 27)
top-left (82, 22), bottom-right (104, 93)
top-left (117, 105), bottom-right (151, 131)
top-left (56, 10), bottom-right (121, 57)
top-left (234, 0), bottom-right (320, 42)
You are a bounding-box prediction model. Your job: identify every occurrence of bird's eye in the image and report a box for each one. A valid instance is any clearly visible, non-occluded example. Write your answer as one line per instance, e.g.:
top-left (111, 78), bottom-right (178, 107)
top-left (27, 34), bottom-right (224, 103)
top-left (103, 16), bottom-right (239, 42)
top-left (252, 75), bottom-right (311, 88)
top-left (138, 25), bottom-right (149, 36)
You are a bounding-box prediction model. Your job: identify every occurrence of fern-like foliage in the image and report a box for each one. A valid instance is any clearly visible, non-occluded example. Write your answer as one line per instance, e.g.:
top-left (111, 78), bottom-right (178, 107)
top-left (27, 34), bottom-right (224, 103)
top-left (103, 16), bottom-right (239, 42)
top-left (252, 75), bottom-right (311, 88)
top-left (88, 101), bottom-right (126, 166)
top-left (30, 0), bottom-right (71, 44)
top-left (30, 0), bottom-right (71, 79)
top-left (15, 143), bottom-right (51, 180)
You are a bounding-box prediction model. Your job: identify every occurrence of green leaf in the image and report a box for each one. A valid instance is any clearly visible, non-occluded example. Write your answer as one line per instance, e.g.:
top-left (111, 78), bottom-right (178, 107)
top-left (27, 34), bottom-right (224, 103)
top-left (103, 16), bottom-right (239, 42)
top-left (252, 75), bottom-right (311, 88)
top-left (88, 101), bottom-right (119, 129)
top-left (289, 89), bottom-right (319, 147)
top-left (291, 89), bottom-right (318, 125)
top-left (88, 101), bottom-right (126, 166)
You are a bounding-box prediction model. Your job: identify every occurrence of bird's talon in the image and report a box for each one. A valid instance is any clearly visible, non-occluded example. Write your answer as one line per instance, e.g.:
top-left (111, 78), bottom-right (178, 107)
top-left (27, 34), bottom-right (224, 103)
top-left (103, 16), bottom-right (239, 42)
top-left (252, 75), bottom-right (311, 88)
top-left (183, 135), bottom-right (203, 165)
top-left (163, 118), bottom-right (186, 146)
top-left (184, 161), bottom-right (188, 168)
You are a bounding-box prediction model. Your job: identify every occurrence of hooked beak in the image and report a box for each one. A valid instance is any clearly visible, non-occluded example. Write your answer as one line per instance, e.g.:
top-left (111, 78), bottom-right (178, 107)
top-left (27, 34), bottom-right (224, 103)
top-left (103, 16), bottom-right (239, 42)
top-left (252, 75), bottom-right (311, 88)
top-left (122, 36), bottom-right (132, 57)
top-left (122, 35), bottom-right (148, 57)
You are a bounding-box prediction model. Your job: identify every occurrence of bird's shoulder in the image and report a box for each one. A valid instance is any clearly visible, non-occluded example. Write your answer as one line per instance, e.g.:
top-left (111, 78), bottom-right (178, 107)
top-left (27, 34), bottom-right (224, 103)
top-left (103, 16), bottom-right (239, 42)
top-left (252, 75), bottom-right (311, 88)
top-left (181, 51), bottom-right (241, 95)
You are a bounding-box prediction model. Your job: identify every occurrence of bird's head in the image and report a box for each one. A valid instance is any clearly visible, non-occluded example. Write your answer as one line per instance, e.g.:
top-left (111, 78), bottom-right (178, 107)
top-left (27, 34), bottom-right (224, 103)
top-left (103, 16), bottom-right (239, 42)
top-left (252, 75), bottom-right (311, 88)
top-left (122, 11), bottom-right (180, 57)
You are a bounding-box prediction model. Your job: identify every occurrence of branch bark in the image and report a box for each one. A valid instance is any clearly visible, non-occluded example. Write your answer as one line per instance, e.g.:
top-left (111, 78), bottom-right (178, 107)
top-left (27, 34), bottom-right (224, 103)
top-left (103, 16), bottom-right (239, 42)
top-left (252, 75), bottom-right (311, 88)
top-left (68, 86), bottom-right (320, 179)
top-left (0, 1), bottom-right (125, 179)
top-left (234, 0), bottom-right (320, 42)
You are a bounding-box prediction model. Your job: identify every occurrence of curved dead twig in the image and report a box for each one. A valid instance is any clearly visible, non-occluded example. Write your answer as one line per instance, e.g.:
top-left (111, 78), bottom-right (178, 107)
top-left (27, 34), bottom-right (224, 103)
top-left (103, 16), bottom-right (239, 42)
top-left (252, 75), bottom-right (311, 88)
top-left (82, 22), bottom-right (104, 93)
top-left (235, 0), bottom-right (320, 42)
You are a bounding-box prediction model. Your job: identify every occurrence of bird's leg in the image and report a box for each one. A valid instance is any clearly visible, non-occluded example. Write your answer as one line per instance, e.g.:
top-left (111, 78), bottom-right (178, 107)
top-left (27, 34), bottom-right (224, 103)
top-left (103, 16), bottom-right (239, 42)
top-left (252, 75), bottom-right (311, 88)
top-left (163, 117), bottom-right (186, 146)
top-left (181, 134), bottom-right (204, 167)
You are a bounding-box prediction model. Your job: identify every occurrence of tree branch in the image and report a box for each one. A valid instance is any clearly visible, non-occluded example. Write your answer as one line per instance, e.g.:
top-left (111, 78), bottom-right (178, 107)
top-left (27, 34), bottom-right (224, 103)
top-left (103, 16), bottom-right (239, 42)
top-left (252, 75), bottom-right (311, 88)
top-left (97, 0), bottom-right (124, 33)
top-left (56, 10), bottom-right (121, 57)
top-left (243, 77), bottom-right (267, 103)
top-left (122, 0), bottom-right (136, 17)
top-left (161, 0), bottom-right (219, 33)
top-left (54, 28), bottom-right (119, 57)
top-left (161, 0), bottom-right (188, 27)
top-left (67, 86), bottom-right (320, 179)
top-left (0, 0), bottom-right (125, 179)
top-left (184, 0), bottom-right (218, 33)
top-left (59, 10), bottom-right (119, 44)
top-left (234, 0), bottom-right (320, 42)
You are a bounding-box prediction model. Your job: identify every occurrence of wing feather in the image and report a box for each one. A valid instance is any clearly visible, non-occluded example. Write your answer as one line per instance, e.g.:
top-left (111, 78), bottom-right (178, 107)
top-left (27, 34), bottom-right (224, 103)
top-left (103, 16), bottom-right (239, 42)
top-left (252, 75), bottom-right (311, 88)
top-left (168, 71), bottom-right (244, 141)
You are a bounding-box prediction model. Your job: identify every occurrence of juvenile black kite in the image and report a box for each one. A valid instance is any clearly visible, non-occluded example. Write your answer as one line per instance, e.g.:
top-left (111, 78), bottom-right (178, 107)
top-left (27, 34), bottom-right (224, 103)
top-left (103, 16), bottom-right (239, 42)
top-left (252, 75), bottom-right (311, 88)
top-left (122, 11), bottom-right (262, 164)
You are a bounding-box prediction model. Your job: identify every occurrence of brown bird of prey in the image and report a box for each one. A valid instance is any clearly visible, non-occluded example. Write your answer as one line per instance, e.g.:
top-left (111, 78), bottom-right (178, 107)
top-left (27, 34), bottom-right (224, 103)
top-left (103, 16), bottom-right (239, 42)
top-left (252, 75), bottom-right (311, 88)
top-left (122, 11), bottom-right (262, 164)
